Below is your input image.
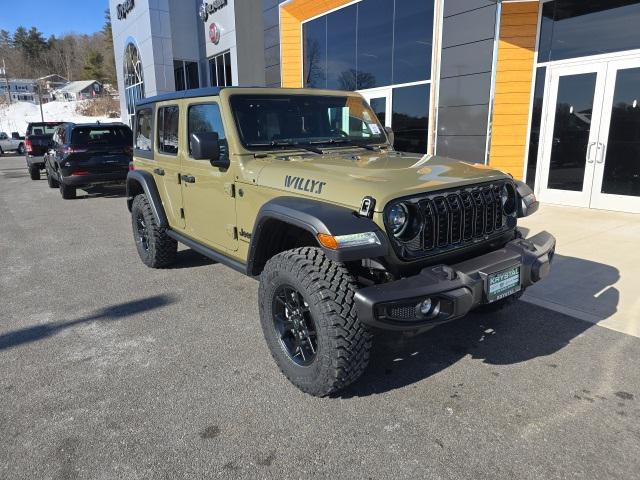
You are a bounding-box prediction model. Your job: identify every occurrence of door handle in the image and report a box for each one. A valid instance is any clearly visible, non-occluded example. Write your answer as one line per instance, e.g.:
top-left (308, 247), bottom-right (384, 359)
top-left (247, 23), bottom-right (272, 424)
top-left (181, 174), bottom-right (196, 184)
top-left (153, 168), bottom-right (165, 176)
top-left (596, 142), bottom-right (606, 164)
top-left (586, 142), bottom-right (596, 163)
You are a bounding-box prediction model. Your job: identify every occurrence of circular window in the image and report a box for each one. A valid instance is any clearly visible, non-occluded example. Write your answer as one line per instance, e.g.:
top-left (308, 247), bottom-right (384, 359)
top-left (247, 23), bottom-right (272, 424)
top-left (123, 42), bottom-right (145, 125)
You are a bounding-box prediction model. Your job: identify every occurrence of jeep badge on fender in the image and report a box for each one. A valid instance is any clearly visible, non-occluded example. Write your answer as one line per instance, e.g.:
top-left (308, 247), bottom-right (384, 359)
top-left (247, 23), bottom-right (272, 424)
top-left (126, 86), bottom-right (555, 397)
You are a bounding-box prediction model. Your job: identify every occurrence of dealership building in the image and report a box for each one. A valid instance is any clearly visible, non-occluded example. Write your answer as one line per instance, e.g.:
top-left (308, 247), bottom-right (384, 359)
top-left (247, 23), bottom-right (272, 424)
top-left (110, 0), bottom-right (640, 214)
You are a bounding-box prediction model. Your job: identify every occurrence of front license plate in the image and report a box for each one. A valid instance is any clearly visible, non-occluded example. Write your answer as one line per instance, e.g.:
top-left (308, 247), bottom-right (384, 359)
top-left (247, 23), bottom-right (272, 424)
top-left (486, 265), bottom-right (521, 303)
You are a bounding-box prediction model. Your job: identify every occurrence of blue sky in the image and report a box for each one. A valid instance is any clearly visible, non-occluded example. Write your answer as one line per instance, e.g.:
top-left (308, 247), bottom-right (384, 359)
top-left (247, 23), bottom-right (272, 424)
top-left (0, 0), bottom-right (109, 38)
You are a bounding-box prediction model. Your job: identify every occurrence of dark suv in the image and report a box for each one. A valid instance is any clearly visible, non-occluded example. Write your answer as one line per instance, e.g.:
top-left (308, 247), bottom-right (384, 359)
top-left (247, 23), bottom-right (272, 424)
top-left (45, 123), bottom-right (133, 199)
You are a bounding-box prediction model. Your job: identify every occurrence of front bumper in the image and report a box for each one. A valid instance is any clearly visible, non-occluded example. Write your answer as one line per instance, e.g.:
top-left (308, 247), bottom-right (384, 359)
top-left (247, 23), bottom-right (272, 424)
top-left (61, 171), bottom-right (128, 187)
top-left (355, 231), bottom-right (556, 331)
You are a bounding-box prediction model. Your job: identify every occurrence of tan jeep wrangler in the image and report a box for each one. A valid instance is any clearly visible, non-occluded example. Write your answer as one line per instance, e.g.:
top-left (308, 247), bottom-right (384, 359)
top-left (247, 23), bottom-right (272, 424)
top-left (126, 87), bottom-right (555, 397)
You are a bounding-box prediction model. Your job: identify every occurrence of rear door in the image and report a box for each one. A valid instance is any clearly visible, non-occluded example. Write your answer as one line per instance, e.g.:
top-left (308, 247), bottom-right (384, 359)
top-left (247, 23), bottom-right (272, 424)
top-left (69, 126), bottom-right (132, 173)
top-left (153, 104), bottom-right (185, 229)
top-left (180, 101), bottom-right (237, 251)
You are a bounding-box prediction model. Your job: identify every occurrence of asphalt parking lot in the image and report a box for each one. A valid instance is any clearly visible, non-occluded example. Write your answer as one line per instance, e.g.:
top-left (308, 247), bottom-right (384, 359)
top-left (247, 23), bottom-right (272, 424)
top-left (1, 154), bottom-right (639, 480)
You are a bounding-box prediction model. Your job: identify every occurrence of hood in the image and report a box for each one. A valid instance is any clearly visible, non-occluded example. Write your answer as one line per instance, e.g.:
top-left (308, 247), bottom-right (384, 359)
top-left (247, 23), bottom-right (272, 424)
top-left (246, 151), bottom-right (510, 211)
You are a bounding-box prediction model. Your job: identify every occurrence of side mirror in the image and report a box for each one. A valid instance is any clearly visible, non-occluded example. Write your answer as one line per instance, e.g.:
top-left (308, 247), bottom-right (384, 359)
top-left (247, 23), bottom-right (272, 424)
top-left (384, 126), bottom-right (394, 147)
top-left (190, 132), bottom-right (228, 169)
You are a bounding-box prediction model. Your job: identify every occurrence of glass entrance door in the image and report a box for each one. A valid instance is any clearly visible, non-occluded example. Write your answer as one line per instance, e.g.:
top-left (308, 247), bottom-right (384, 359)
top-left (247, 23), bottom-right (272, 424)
top-left (538, 57), bottom-right (640, 213)
top-left (590, 58), bottom-right (640, 213)
top-left (538, 63), bottom-right (607, 207)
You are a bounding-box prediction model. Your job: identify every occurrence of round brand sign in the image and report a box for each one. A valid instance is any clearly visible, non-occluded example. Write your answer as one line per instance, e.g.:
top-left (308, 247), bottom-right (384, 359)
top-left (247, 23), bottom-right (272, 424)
top-left (209, 23), bottom-right (221, 45)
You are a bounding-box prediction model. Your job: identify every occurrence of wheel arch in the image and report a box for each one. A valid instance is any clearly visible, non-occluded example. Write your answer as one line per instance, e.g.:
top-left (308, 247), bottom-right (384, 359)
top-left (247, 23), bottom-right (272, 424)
top-left (126, 170), bottom-right (168, 228)
top-left (247, 196), bottom-right (388, 276)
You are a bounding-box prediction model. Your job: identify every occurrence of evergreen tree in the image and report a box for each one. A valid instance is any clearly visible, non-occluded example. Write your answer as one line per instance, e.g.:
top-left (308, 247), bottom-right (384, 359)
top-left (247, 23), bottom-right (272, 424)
top-left (82, 51), bottom-right (105, 81)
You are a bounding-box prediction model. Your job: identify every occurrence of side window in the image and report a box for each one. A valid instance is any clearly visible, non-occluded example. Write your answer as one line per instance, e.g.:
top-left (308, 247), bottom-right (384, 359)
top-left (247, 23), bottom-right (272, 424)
top-left (157, 106), bottom-right (179, 155)
top-left (135, 107), bottom-right (153, 152)
top-left (188, 103), bottom-right (228, 161)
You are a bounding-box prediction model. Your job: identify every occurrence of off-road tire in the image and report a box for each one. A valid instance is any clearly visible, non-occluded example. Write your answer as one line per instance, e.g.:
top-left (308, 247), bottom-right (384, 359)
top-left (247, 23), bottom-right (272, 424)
top-left (259, 247), bottom-right (372, 397)
top-left (59, 182), bottom-right (76, 199)
top-left (131, 194), bottom-right (177, 268)
top-left (29, 166), bottom-right (40, 180)
top-left (477, 290), bottom-right (524, 314)
top-left (46, 170), bottom-right (59, 188)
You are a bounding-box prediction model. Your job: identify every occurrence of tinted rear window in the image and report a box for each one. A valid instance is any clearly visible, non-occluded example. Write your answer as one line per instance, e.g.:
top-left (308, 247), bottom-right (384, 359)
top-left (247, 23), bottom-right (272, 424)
top-left (71, 127), bottom-right (133, 147)
top-left (27, 123), bottom-right (62, 135)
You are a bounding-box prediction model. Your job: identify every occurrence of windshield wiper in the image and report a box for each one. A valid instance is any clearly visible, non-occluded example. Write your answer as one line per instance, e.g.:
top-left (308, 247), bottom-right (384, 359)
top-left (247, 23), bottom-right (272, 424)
top-left (309, 138), bottom-right (380, 151)
top-left (245, 140), bottom-right (323, 154)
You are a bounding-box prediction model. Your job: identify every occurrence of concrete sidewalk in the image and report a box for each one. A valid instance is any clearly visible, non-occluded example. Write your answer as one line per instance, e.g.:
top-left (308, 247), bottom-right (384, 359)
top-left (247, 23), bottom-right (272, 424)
top-left (520, 204), bottom-right (640, 338)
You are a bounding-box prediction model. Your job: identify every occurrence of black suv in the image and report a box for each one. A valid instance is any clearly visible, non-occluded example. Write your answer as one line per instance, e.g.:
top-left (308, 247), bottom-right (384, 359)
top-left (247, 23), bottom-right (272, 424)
top-left (45, 123), bottom-right (133, 199)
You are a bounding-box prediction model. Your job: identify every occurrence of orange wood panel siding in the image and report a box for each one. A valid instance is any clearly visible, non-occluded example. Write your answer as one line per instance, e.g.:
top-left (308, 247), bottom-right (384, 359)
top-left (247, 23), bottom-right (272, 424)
top-left (279, 0), bottom-right (355, 88)
top-left (489, 1), bottom-right (539, 179)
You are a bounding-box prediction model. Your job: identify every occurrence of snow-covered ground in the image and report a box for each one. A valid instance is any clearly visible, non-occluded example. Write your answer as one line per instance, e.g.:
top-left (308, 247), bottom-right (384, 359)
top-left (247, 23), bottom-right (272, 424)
top-left (0, 101), bottom-right (118, 136)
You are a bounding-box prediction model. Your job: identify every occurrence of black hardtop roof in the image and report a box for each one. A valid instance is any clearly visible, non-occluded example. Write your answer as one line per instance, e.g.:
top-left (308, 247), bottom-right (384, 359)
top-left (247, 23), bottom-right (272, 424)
top-left (136, 87), bottom-right (224, 107)
top-left (66, 122), bottom-right (129, 129)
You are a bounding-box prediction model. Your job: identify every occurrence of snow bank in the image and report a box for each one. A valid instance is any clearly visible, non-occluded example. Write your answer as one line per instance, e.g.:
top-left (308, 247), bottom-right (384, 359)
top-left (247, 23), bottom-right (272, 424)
top-left (0, 101), bottom-right (119, 135)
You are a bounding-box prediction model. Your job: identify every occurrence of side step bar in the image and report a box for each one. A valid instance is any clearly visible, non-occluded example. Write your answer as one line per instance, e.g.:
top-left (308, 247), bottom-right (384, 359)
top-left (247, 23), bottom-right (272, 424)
top-left (166, 230), bottom-right (248, 275)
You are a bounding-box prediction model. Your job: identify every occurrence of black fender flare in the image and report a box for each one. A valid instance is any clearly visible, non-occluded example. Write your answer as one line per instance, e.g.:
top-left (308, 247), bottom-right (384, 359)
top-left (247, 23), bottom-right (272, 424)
top-left (126, 170), bottom-right (168, 228)
top-left (514, 180), bottom-right (539, 217)
top-left (247, 196), bottom-right (389, 275)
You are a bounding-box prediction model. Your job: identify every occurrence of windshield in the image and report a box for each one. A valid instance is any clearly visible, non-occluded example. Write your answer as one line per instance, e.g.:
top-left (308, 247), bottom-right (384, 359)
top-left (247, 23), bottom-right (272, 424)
top-left (71, 127), bottom-right (133, 148)
top-left (230, 94), bottom-right (387, 150)
top-left (27, 123), bottom-right (61, 136)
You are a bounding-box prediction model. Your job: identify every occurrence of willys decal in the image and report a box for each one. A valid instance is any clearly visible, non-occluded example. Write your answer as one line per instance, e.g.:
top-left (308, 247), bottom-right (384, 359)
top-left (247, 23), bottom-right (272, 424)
top-left (284, 176), bottom-right (327, 195)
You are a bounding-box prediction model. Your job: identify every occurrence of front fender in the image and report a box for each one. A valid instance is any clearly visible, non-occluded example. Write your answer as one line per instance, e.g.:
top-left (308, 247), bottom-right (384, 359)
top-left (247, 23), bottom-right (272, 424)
top-left (247, 196), bottom-right (389, 272)
top-left (126, 170), bottom-right (168, 228)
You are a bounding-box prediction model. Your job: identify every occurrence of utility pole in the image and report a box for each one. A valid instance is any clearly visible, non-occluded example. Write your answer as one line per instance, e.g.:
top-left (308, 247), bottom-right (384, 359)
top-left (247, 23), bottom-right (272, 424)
top-left (1, 58), bottom-right (11, 104)
top-left (36, 82), bottom-right (44, 122)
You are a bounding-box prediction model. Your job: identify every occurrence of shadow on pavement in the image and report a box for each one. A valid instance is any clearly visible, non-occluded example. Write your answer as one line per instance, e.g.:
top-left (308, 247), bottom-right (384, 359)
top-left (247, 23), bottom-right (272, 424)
top-left (77, 184), bottom-right (127, 199)
top-left (170, 249), bottom-right (217, 269)
top-left (0, 295), bottom-right (176, 351)
top-left (340, 253), bottom-right (620, 398)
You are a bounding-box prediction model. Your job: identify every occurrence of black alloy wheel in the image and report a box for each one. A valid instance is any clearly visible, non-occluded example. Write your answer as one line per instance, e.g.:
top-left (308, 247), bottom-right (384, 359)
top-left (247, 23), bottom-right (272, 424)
top-left (135, 211), bottom-right (150, 253)
top-left (272, 285), bottom-right (318, 366)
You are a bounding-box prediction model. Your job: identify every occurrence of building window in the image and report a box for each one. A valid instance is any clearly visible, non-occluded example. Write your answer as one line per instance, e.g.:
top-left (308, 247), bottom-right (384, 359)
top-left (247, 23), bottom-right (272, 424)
top-left (303, 0), bottom-right (434, 90)
top-left (209, 51), bottom-right (232, 87)
top-left (538, 0), bottom-right (640, 63)
top-left (124, 43), bottom-right (145, 126)
top-left (174, 60), bottom-right (200, 91)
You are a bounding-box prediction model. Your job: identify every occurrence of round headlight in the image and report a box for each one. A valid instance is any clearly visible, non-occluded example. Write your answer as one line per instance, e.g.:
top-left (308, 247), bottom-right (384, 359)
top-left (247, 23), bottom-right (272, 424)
top-left (501, 183), bottom-right (517, 216)
top-left (387, 203), bottom-right (409, 236)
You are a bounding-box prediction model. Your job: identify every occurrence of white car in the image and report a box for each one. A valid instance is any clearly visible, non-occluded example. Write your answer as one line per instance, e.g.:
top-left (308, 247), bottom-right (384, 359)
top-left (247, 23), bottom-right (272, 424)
top-left (0, 132), bottom-right (25, 155)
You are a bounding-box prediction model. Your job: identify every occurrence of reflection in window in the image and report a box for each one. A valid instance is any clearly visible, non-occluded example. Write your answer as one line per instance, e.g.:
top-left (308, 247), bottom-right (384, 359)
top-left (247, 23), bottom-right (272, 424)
top-left (392, 84), bottom-right (430, 154)
top-left (357, 0), bottom-right (393, 89)
top-left (303, 17), bottom-right (326, 88)
top-left (393, 0), bottom-right (434, 85)
top-left (135, 108), bottom-right (153, 152)
top-left (526, 67), bottom-right (547, 189)
top-left (602, 67), bottom-right (640, 197)
top-left (327, 4), bottom-right (357, 90)
top-left (158, 106), bottom-right (179, 155)
top-left (538, 0), bottom-right (640, 62)
top-left (209, 51), bottom-right (233, 87)
top-left (188, 103), bottom-right (228, 161)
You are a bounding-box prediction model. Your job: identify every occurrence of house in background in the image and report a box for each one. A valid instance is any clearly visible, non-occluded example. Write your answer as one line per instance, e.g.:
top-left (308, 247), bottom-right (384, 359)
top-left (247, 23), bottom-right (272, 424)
top-left (54, 80), bottom-right (104, 101)
top-left (0, 79), bottom-right (39, 103)
top-left (37, 74), bottom-right (70, 94)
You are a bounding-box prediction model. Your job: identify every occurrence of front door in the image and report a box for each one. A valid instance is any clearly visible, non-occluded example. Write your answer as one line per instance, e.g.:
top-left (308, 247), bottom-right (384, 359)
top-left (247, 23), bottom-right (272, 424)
top-left (180, 101), bottom-right (238, 251)
top-left (537, 57), bottom-right (640, 213)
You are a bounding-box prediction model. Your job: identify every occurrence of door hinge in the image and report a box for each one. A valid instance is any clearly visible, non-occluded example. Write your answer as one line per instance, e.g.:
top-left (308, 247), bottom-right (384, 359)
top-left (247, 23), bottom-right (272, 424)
top-left (180, 208), bottom-right (185, 219)
top-left (226, 224), bottom-right (237, 239)
top-left (177, 173), bottom-right (182, 184)
top-left (224, 182), bottom-right (235, 198)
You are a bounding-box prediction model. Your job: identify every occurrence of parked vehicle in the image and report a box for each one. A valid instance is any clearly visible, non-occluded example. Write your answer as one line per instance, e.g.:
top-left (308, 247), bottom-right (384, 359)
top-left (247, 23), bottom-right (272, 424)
top-left (24, 122), bottom-right (64, 180)
top-left (0, 131), bottom-right (25, 156)
top-left (45, 123), bottom-right (133, 199)
top-left (126, 87), bottom-right (556, 397)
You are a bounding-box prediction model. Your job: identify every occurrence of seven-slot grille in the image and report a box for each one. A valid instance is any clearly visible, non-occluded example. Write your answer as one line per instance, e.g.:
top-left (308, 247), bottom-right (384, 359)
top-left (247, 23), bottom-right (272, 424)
top-left (387, 181), bottom-right (515, 260)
